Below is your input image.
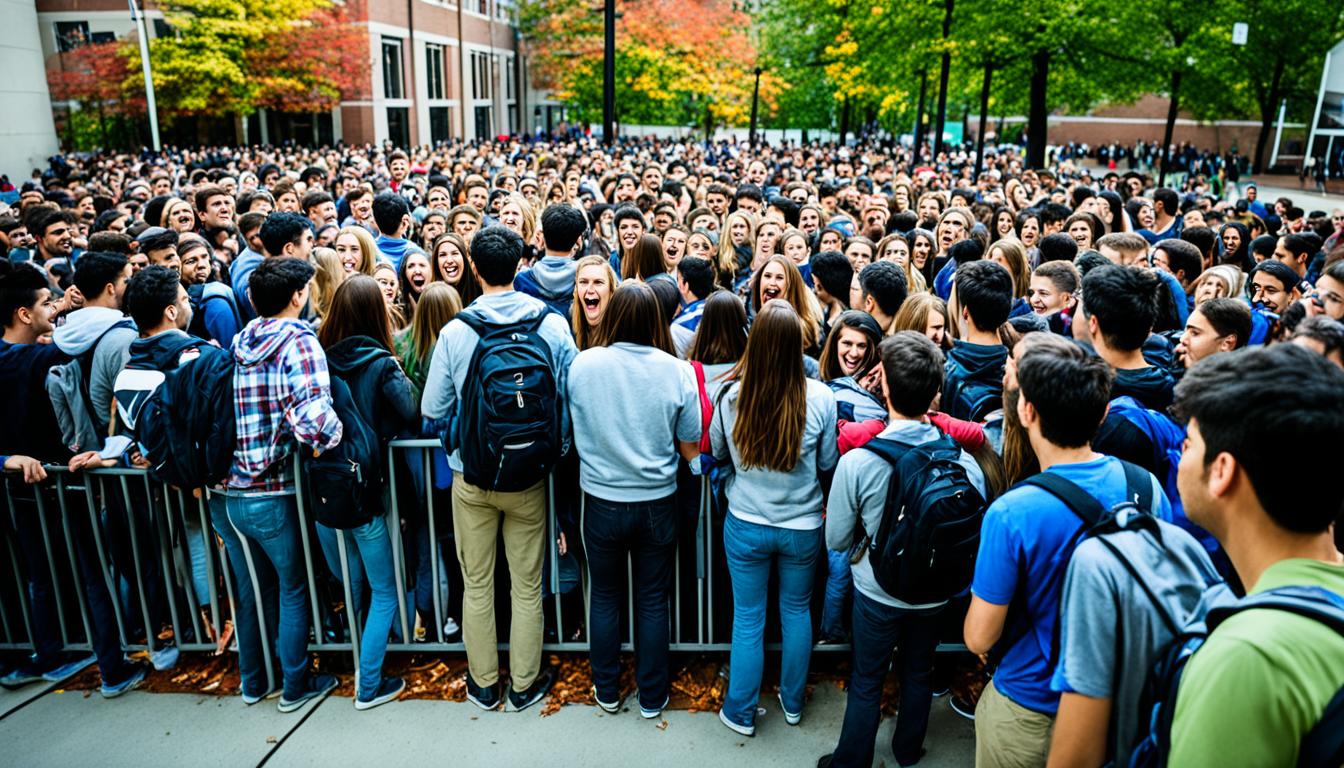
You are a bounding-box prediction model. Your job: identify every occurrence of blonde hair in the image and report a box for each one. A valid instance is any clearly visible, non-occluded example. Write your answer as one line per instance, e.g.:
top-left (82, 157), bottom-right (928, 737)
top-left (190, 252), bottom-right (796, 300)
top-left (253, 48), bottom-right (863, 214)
top-left (309, 247), bottom-right (347, 321)
top-left (571, 254), bottom-right (619, 351)
top-left (335, 226), bottom-right (378, 275)
top-left (891, 293), bottom-right (952, 350)
top-left (406, 282), bottom-right (461, 367)
top-left (500, 192), bottom-right (537, 243)
top-left (988, 237), bottom-right (1031, 298)
top-left (715, 210), bottom-right (757, 282)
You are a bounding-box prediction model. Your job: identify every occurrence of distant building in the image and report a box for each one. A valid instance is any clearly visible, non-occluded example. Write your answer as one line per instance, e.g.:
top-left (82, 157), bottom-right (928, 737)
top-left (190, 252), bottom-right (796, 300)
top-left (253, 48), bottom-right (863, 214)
top-left (35, 0), bottom-right (561, 147)
top-left (3, 0), bottom-right (60, 179)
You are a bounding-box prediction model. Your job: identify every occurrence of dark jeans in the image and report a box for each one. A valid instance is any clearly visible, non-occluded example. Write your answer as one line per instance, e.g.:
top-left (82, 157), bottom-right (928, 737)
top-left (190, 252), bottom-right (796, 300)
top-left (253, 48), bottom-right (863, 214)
top-left (10, 481), bottom-right (136, 685)
top-left (583, 492), bottom-right (676, 709)
top-left (831, 592), bottom-right (943, 767)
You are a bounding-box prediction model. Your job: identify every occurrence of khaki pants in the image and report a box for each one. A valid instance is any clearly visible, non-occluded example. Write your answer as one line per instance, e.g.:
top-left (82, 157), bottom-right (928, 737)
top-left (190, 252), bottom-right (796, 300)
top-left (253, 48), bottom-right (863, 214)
top-left (975, 680), bottom-right (1056, 768)
top-left (452, 473), bottom-right (545, 692)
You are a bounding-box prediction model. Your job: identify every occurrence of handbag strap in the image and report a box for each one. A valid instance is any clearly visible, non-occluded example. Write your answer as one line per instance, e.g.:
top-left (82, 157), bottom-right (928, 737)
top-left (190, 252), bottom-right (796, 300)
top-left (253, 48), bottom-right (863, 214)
top-left (692, 361), bottom-right (712, 454)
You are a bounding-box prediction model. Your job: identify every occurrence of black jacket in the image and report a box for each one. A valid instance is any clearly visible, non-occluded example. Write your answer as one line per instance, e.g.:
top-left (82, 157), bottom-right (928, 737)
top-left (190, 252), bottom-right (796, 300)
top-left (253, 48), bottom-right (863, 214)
top-left (324, 335), bottom-right (418, 442)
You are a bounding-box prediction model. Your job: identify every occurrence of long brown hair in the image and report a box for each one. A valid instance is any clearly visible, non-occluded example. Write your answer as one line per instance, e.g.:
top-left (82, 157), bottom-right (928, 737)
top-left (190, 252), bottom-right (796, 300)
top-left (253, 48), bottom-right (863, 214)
top-left (729, 300), bottom-right (807, 472)
top-left (623, 233), bottom-right (668, 281)
top-left (748, 254), bottom-right (820, 350)
top-left (818, 310), bottom-right (882, 381)
top-left (405, 282), bottom-right (462, 365)
top-left (430, 232), bottom-right (481, 306)
top-left (686, 290), bottom-right (748, 365)
top-left (594, 281), bottom-right (674, 355)
top-left (571, 255), bottom-right (619, 351)
top-left (318, 274), bottom-right (395, 352)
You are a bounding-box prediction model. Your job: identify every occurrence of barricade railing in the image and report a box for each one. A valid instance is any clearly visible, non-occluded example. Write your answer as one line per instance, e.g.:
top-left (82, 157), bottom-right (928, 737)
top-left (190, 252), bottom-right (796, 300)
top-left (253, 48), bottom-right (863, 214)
top-left (2, 441), bottom-right (966, 680)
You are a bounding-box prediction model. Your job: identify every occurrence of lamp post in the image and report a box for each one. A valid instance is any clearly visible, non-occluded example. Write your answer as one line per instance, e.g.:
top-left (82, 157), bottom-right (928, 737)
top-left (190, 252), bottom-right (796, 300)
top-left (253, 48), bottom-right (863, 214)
top-left (602, 0), bottom-right (615, 146)
top-left (749, 67), bottom-right (762, 149)
top-left (128, 0), bottom-right (160, 151)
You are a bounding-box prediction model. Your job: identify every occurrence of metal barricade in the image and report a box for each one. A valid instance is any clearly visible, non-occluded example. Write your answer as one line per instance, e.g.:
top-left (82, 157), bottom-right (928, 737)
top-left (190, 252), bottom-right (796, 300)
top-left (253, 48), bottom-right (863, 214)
top-left (2, 444), bottom-right (965, 677)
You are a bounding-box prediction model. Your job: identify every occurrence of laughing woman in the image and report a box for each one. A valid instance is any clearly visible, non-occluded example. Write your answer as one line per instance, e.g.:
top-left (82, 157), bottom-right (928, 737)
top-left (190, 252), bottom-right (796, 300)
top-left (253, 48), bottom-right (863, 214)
top-left (711, 299), bottom-right (838, 737)
top-left (571, 254), bottom-right (618, 351)
top-left (397, 250), bottom-right (433, 320)
top-left (430, 233), bottom-right (482, 307)
top-left (818, 310), bottom-right (886, 423)
top-left (748, 254), bottom-right (822, 357)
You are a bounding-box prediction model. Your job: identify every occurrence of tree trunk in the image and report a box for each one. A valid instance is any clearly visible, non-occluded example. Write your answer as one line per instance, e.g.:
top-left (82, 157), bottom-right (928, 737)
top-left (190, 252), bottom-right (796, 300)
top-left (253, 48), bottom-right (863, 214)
top-left (913, 69), bottom-right (928, 165)
top-left (1159, 67), bottom-right (1183, 188)
top-left (839, 97), bottom-right (851, 145)
top-left (1253, 54), bottom-right (1286, 174)
top-left (933, 0), bottom-right (954, 158)
top-left (1027, 47), bottom-right (1050, 168)
top-left (974, 60), bottom-right (993, 180)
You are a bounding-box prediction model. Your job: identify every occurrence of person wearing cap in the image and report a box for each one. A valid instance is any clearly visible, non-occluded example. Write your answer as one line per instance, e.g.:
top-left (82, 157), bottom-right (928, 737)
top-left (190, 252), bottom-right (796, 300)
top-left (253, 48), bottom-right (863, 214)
top-left (135, 227), bottom-right (180, 271)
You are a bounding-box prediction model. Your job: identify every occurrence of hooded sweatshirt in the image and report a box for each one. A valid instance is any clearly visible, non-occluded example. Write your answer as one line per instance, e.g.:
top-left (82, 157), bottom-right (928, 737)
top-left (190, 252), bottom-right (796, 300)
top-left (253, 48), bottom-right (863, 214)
top-left (1112, 365), bottom-right (1176, 413)
top-left (324, 335), bottom-right (418, 442)
top-left (227, 317), bottom-right (342, 492)
top-left (375, 235), bottom-right (425, 272)
top-left (943, 340), bottom-right (1009, 422)
top-left (51, 305), bottom-right (137, 442)
top-left (514, 255), bottom-right (578, 318)
top-left (113, 330), bottom-right (204, 435)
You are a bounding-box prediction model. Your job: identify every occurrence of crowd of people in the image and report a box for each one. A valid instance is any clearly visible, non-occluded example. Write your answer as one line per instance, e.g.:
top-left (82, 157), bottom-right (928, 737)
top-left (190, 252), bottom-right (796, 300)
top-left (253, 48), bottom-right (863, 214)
top-left (1, 135), bottom-right (1342, 767)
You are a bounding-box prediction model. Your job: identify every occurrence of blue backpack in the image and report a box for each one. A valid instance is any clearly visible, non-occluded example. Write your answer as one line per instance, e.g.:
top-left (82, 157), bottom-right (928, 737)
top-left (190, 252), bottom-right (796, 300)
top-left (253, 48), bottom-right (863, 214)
top-left (1129, 585), bottom-right (1344, 767)
top-left (942, 357), bottom-right (1002, 423)
top-left (452, 311), bottom-right (561, 492)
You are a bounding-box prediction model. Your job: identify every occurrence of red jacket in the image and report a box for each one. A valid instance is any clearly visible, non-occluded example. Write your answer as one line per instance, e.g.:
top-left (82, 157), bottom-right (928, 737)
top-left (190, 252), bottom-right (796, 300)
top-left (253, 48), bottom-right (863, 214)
top-left (837, 412), bottom-right (986, 455)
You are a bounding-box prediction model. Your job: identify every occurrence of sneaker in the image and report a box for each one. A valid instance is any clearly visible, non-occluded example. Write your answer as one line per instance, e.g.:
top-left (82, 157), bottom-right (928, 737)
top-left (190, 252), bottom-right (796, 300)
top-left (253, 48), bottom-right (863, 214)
top-left (777, 692), bottom-right (801, 725)
top-left (442, 618), bottom-right (461, 638)
top-left (1, 663), bottom-right (46, 690)
top-left (465, 675), bottom-right (503, 711)
top-left (241, 687), bottom-right (281, 706)
top-left (949, 694), bottom-right (976, 721)
top-left (355, 676), bottom-right (405, 711)
top-left (278, 673), bottom-right (338, 713)
top-left (42, 655), bottom-right (97, 683)
top-left (507, 666), bottom-right (555, 713)
top-left (149, 645), bottom-right (180, 672)
top-left (718, 707), bottom-right (755, 737)
top-left (591, 685), bottom-right (622, 714)
top-left (640, 694), bottom-right (670, 720)
top-left (931, 686), bottom-right (951, 697)
top-left (100, 665), bottom-right (147, 699)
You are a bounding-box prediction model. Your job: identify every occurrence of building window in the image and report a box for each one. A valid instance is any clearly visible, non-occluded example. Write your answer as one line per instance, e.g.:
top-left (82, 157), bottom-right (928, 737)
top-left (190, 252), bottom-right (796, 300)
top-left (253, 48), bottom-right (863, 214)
top-left (430, 106), bottom-right (451, 144)
top-left (477, 0), bottom-right (489, 14)
top-left (387, 107), bottom-right (410, 148)
top-left (426, 44), bottom-right (445, 100)
top-left (474, 105), bottom-right (492, 140)
top-left (382, 38), bottom-right (405, 100)
top-left (471, 52), bottom-right (491, 100)
top-left (54, 21), bottom-right (90, 53)
top-left (505, 57), bottom-right (515, 100)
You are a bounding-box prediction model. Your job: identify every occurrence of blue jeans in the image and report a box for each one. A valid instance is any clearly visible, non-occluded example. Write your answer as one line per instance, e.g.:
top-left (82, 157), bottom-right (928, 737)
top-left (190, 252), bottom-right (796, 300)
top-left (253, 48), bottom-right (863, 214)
top-left (831, 592), bottom-right (943, 767)
top-left (583, 492), bottom-right (677, 709)
top-left (317, 517), bottom-right (398, 699)
top-left (821, 547), bottom-right (853, 639)
top-left (208, 495), bottom-right (278, 698)
top-left (225, 493), bottom-right (312, 700)
top-left (721, 513), bottom-right (821, 728)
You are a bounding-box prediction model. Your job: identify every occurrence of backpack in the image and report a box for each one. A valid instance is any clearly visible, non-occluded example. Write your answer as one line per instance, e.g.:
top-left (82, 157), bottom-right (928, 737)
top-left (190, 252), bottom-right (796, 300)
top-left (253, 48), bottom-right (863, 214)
top-left (187, 282), bottom-right (242, 344)
top-left (452, 310), bottom-right (561, 492)
top-left (136, 341), bottom-right (237, 490)
top-left (988, 460), bottom-right (1157, 669)
top-left (941, 357), bottom-right (1002, 423)
top-left (858, 430), bottom-right (987, 604)
top-left (303, 373), bottom-right (382, 530)
top-left (46, 319), bottom-right (137, 453)
top-left (1129, 585), bottom-right (1344, 768)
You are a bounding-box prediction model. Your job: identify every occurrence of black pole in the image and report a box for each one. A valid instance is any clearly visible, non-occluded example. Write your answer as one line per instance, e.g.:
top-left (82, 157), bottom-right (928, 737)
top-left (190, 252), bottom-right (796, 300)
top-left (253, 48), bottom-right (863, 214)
top-left (602, 0), bottom-right (615, 146)
top-left (1159, 67), bottom-right (1182, 188)
top-left (974, 60), bottom-right (992, 181)
top-left (933, 0), bottom-right (954, 159)
top-left (913, 69), bottom-right (928, 165)
top-left (749, 67), bottom-right (762, 149)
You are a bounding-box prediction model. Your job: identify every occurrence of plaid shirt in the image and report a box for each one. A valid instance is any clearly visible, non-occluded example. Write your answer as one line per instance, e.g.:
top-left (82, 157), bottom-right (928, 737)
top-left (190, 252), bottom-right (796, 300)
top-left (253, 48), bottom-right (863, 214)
top-left (226, 318), bottom-right (342, 492)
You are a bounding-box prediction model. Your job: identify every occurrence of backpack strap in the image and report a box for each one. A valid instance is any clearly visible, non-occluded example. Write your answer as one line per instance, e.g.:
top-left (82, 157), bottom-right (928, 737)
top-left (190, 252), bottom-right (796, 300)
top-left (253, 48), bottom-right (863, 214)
top-left (457, 308), bottom-right (548, 340)
top-left (1018, 472), bottom-right (1110, 529)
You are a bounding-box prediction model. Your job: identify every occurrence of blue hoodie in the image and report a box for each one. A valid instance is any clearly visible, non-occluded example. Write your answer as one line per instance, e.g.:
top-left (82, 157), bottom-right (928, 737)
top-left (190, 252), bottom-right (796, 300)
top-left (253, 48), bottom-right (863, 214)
top-left (375, 235), bottom-right (425, 272)
top-left (514, 255), bottom-right (578, 318)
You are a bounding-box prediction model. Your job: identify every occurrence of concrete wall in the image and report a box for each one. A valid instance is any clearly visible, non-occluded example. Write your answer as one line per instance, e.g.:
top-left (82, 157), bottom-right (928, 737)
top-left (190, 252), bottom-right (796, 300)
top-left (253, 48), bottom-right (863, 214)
top-left (2, 0), bottom-right (60, 178)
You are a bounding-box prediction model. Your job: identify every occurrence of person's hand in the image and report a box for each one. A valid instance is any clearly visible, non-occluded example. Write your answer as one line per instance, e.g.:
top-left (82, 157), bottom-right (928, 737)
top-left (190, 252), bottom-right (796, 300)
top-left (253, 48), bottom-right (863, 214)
top-left (557, 532), bottom-right (568, 557)
top-left (68, 451), bottom-right (116, 472)
top-left (4, 455), bottom-right (47, 484)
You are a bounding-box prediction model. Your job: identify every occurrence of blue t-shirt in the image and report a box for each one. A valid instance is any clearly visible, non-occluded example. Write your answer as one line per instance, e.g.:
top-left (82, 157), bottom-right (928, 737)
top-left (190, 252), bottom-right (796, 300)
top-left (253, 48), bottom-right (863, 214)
top-left (971, 455), bottom-right (1172, 715)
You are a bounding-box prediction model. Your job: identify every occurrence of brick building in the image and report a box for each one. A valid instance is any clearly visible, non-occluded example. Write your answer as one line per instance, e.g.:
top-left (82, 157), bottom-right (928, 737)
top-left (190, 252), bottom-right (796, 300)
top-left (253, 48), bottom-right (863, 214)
top-left (36, 0), bottom-right (563, 147)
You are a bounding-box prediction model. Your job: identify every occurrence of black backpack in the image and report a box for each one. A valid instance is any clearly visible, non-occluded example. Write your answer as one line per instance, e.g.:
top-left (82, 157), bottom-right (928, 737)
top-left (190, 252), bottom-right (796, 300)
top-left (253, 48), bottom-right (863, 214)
top-left (304, 373), bottom-right (381, 530)
top-left (859, 430), bottom-right (987, 604)
top-left (452, 311), bottom-right (561, 492)
top-left (186, 283), bottom-right (242, 343)
top-left (137, 341), bottom-right (237, 490)
top-left (1129, 585), bottom-right (1344, 767)
top-left (941, 357), bottom-right (1002, 423)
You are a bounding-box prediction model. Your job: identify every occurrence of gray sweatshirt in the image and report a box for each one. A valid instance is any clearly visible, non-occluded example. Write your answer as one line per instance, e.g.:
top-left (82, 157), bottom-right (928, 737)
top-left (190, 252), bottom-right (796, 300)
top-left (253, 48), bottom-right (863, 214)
top-left (824, 419), bottom-right (986, 610)
top-left (51, 305), bottom-right (138, 446)
top-left (420, 290), bottom-right (578, 473)
top-left (567, 342), bottom-right (701, 502)
top-left (710, 379), bottom-right (838, 529)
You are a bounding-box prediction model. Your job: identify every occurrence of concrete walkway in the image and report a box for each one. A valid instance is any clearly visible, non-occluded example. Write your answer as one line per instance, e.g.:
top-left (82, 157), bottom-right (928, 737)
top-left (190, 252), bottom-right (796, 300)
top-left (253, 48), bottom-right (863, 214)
top-left (0, 675), bottom-right (975, 768)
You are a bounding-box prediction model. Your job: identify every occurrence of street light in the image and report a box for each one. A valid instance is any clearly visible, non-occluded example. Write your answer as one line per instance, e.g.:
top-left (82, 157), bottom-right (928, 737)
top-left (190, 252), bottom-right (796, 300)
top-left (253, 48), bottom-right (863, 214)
top-left (128, 0), bottom-right (160, 151)
top-left (749, 67), bottom-right (762, 149)
top-left (603, 0), bottom-right (615, 146)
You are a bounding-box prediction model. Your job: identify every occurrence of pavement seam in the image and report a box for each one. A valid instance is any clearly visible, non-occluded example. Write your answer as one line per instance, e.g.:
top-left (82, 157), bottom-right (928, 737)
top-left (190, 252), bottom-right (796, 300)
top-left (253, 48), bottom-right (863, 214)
top-left (254, 690), bottom-right (336, 768)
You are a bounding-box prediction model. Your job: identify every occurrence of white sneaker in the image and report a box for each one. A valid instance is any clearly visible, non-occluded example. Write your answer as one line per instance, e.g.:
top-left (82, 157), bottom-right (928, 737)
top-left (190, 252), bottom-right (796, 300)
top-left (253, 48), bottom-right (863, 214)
top-left (150, 645), bottom-right (180, 671)
top-left (777, 692), bottom-right (801, 725)
top-left (443, 618), bottom-right (461, 637)
top-left (718, 708), bottom-right (755, 737)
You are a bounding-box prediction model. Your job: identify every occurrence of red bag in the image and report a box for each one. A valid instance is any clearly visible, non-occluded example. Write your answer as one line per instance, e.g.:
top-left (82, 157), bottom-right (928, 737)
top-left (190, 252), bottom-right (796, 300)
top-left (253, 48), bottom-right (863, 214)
top-left (691, 361), bottom-right (712, 454)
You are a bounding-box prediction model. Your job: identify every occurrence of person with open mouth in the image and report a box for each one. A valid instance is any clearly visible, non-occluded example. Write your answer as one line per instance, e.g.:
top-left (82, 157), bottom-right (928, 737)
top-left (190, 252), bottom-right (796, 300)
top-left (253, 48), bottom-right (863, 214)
top-left (571, 254), bottom-right (618, 351)
top-left (748, 255), bottom-right (822, 356)
top-left (430, 232), bottom-right (481, 306)
top-left (397, 252), bottom-right (432, 320)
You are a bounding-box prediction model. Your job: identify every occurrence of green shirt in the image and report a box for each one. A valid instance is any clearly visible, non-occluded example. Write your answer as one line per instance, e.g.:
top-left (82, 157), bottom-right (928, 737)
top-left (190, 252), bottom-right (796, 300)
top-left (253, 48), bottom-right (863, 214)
top-left (1170, 557), bottom-right (1344, 766)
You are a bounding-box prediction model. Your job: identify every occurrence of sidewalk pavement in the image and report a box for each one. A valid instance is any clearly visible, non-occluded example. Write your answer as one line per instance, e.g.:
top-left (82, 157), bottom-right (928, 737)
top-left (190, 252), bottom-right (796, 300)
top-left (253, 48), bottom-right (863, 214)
top-left (0, 674), bottom-right (975, 768)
